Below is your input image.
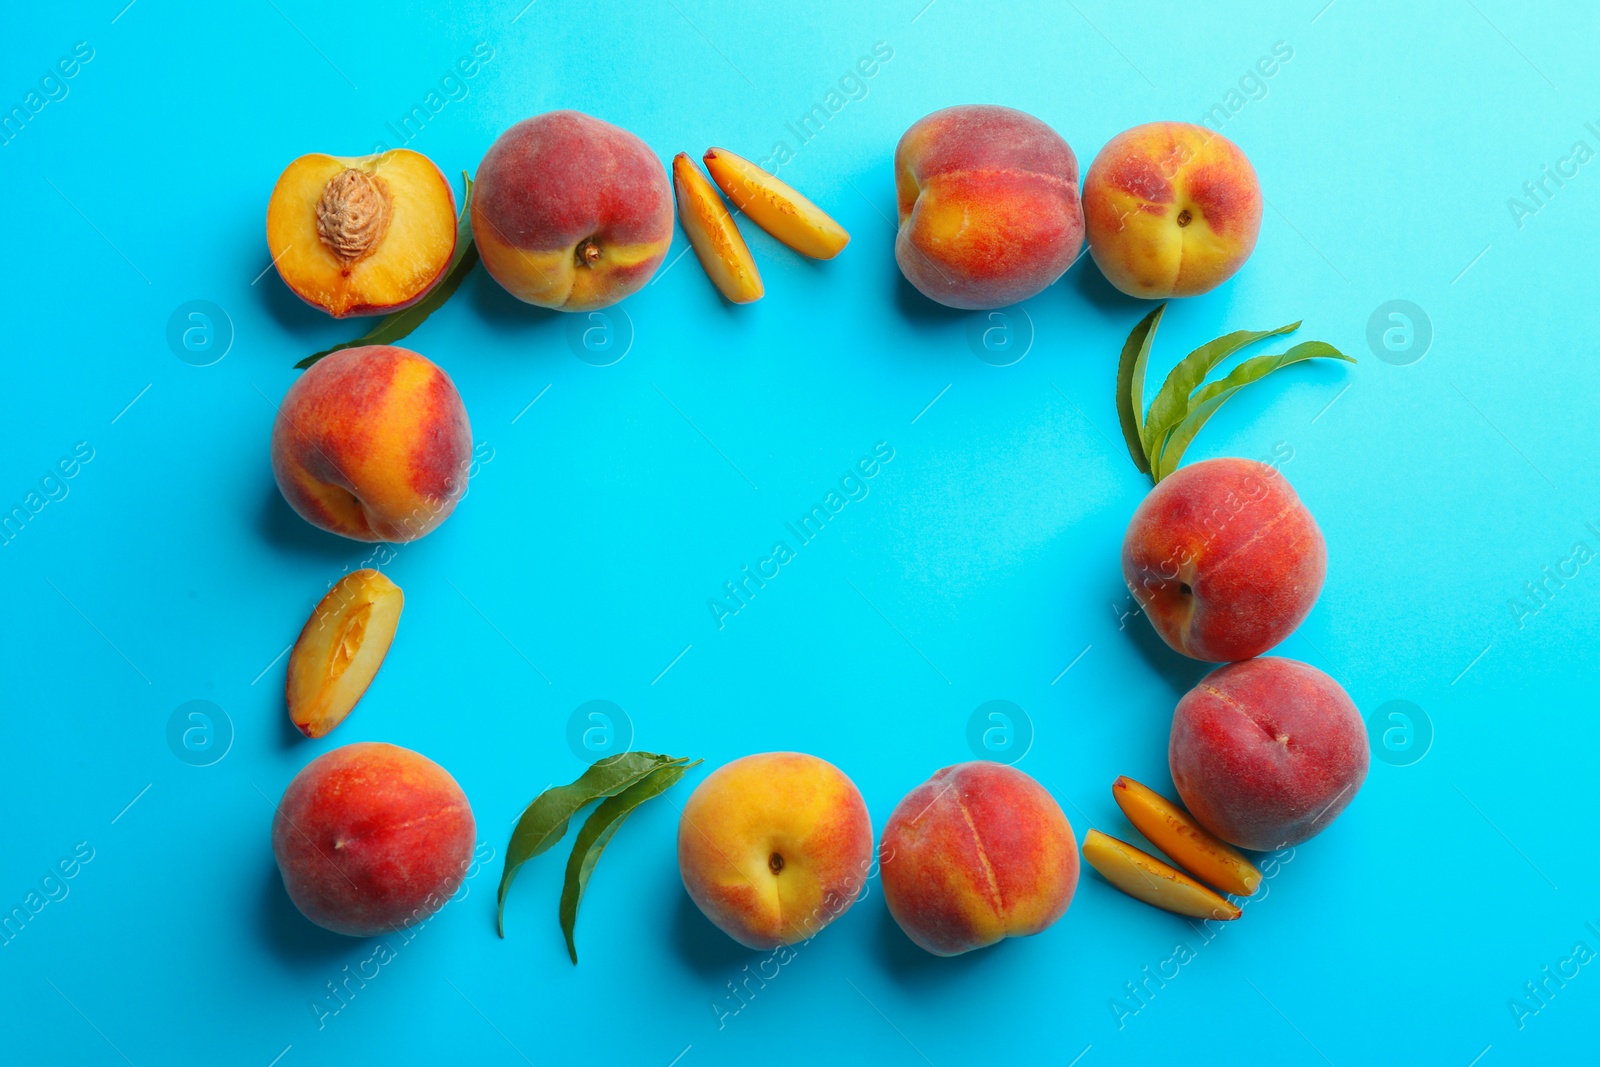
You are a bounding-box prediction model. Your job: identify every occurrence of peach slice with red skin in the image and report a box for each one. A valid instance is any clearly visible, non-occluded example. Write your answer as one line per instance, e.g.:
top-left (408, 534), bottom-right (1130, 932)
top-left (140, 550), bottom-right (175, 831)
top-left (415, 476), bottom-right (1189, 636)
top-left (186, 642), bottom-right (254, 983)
top-left (1082, 829), bottom-right (1241, 921)
top-left (673, 153), bottom-right (763, 304)
top-left (287, 569), bottom-right (403, 739)
top-left (267, 149), bottom-right (457, 318)
top-left (702, 148), bottom-right (850, 260)
top-left (1112, 775), bottom-right (1260, 896)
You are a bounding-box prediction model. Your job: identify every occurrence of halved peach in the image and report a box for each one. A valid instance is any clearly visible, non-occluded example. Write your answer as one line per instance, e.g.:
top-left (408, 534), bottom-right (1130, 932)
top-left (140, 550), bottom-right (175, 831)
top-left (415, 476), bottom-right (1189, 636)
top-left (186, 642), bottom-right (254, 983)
top-left (1082, 829), bottom-right (1241, 921)
top-left (1113, 776), bottom-right (1261, 896)
top-left (703, 148), bottom-right (850, 260)
top-left (267, 150), bottom-right (456, 318)
top-left (286, 569), bottom-right (404, 739)
top-left (672, 153), bottom-right (762, 303)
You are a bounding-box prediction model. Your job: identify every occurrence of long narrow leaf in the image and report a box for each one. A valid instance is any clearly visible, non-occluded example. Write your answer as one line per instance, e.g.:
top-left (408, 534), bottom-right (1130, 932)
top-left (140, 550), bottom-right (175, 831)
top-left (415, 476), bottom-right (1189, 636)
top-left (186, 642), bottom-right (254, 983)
top-left (1140, 320), bottom-right (1301, 461)
top-left (1153, 341), bottom-right (1355, 480)
top-left (497, 751), bottom-right (681, 936)
top-left (295, 173), bottom-right (480, 369)
top-left (558, 760), bottom-right (700, 963)
top-left (1115, 304), bottom-right (1165, 474)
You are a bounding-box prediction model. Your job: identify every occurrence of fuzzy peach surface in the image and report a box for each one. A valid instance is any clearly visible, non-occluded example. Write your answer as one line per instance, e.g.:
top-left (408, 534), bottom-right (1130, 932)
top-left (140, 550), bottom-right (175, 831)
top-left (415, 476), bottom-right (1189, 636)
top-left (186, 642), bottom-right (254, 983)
top-left (894, 104), bottom-right (1084, 309)
top-left (1170, 657), bottom-right (1368, 851)
top-left (1122, 457), bottom-right (1325, 663)
top-left (879, 761), bottom-right (1078, 956)
top-left (677, 753), bottom-right (873, 949)
top-left (271, 742), bottom-right (476, 938)
top-left (471, 110), bottom-right (673, 311)
top-left (1082, 122), bottom-right (1262, 298)
top-left (271, 345), bottom-right (472, 543)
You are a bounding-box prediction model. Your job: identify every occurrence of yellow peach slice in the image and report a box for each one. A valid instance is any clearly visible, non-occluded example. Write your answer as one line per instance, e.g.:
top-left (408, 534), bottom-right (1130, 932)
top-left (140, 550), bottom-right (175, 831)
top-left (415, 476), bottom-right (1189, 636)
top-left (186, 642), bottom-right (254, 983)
top-left (672, 153), bottom-right (763, 303)
top-left (267, 150), bottom-right (457, 318)
top-left (286, 569), bottom-right (403, 739)
top-left (1082, 829), bottom-right (1241, 921)
top-left (702, 148), bottom-right (850, 260)
top-left (1113, 776), bottom-right (1261, 896)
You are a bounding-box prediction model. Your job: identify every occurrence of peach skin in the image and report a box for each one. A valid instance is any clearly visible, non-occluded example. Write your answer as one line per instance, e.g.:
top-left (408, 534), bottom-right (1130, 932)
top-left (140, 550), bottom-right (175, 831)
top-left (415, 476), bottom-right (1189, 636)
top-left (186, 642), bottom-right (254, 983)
top-left (879, 762), bottom-right (1077, 956)
top-left (472, 110), bottom-right (673, 311)
top-left (673, 153), bottom-right (763, 303)
top-left (1122, 457), bottom-right (1325, 662)
top-left (703, 148), bottom-right (849, 260)
top-left (1111, 775), bottom-right (1260, 896)
top-left (1083, 122), bottom-right (1262, 298)
top-left (894, 105), bottom-right (1084, 309)
top-left (678, 753), bottom-right (873, 949)
top-left (272, 742), bottom-right (476, 937)
top-left (1082, 830), bottom-right (1240, 921)
top-left (266, 149), bottom-right (457, 318)
top-left (271, 345), bottom-right (473, 543)
top-left (1171, 657), bottom-right (1368, 851)
top-left (285, 569), bottom-right (403, 739)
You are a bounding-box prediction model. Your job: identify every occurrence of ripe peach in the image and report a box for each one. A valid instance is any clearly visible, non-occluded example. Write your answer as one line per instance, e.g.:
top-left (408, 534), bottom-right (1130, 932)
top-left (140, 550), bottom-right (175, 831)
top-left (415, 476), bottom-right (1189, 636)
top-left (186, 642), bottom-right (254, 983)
top-left (271, 345), bottom-right (472, 543)
top-left (1122, 457), bottom-right (1325, 662)
top-left (472, 110), bottom-right (673, 311)
top-left (879, 762), bottom-right (1077, 956)
top-left (1170, 657), bottom-right (1368, 851)
top-left (894, 105), bottom-right (1084, 309)
top-left (272, 742), bottom-right (475, 937)
top-left (678, 753), bottom-right (873, 949)
top-left (266, 149), bottom-right (457, 318)
top-left (1082, 122), bottom-right (1262, 298)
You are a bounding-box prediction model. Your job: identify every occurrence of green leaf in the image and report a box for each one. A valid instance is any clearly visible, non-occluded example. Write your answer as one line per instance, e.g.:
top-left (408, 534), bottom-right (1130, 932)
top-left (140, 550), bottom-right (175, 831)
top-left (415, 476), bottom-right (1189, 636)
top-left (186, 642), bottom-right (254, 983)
top-left (1115, 304), bottom-right (1165, 474)
top-left (294, 172), bottom-right (479, 370)
top-left (1152, 341), bottom-right (1355, 481)
top-left (559, 759), bottom-right (700, 964)
top-left (1140, 319), bottom-right (1301, 463)
top-left (497, 751), bottom-right (684, 937)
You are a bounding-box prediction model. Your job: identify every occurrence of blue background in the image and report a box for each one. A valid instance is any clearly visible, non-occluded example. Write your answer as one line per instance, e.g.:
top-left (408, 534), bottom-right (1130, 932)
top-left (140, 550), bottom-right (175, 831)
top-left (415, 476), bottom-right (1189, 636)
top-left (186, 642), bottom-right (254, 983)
top-left (3, 1), bottom-right (1596, 1063)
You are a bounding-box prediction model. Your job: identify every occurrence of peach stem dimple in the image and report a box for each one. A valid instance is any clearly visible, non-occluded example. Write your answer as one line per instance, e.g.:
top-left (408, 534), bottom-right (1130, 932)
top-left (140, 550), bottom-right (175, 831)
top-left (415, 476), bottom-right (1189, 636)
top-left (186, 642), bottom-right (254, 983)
top-left (1175, 208), bottom-right (1193, 227)
top-left (768, 852), bottom-right (785, 875)
top-left (576, 238), bottom-right (602, 268)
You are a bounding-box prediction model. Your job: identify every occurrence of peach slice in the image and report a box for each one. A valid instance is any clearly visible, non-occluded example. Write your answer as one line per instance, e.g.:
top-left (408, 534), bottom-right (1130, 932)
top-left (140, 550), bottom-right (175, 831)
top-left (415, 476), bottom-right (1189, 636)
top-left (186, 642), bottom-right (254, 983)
top-left (672, 153), bottom-right (763, 303)
top-left (267, 150), bottom-right (457, 318)
top-left (702, 148), bottom-right (850, 260)
top-left (1113, 776), bottom-right (1261, 897)
top-left (286, 569), bottom-right (404, 739)
top-left (1082, 829), bottom-right (1240, 921)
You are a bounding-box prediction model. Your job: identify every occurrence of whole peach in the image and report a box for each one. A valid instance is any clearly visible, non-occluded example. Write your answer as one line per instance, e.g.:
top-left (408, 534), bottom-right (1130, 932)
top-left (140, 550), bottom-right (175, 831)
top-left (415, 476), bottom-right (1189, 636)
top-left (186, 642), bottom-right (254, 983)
top-left (678, 753), bottom-right (873, 949)
top-left (1122, 457), bottom-right (1325, 662)
top-left (271, 345), bottom-right (472, 543)
top-left (879, 762), bottom-right (1077, 956)
top-left (1083, 121), bottom-right (1262, 298)
top-left (272, 742), bottom-right (476, 937)
top-left (894, 105), bottom-right (1084, 309)
top-left (1170, 657), bottom-right (1367, 850)
top-left (473, 110), bottom-right (674, 311)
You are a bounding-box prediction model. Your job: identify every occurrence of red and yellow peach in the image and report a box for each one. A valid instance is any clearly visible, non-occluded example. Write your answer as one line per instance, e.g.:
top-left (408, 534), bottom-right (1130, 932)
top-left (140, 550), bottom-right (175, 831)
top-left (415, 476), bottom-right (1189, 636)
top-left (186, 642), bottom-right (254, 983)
top-left (1122, 457), bottom-right (1325, 663)
top-left (1082, 122), bottom-right (1262, 298)
top-left (1170, 657), bottom-right (1367, 851)
top-left (879, 761), bottom-right (1078, 956)
top-left (272, 742), bottom-right (476, 937)
top-left (678, 753), bottom-right (874, 949)
top-left (271, 345), bottom-right (473, 543)
top-left (894, 105), bottom-right (1085, 309)
top-left (472, 110), bottom-right (674, 311)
